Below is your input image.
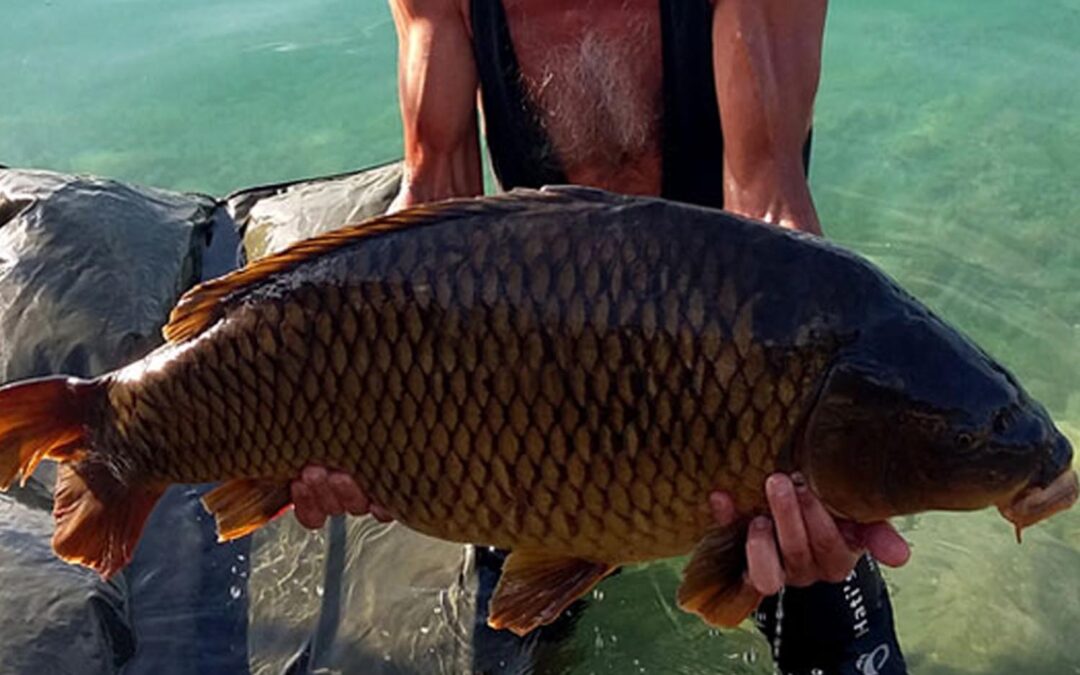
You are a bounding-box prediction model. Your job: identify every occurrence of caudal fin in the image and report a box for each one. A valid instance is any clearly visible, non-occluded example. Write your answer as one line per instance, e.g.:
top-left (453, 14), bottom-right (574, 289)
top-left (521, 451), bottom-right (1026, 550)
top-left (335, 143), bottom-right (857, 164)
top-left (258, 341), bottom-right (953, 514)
top-left (0, 375), bottom-right (164, 578)
top-left (0, 376), bottom-right (95, 489)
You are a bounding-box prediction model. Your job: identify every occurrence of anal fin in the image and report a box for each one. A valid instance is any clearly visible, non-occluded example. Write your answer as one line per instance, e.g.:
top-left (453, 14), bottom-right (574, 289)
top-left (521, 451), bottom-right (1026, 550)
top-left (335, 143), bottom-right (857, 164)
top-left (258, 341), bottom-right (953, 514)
top-left (677, 524), bottom-right (761, 627)
top-left (53, 463), bottom-right (166, 579)
top-left (488, 550), bottom-right (616, 636)
top-left (201, 478), bottom-right (292, 542)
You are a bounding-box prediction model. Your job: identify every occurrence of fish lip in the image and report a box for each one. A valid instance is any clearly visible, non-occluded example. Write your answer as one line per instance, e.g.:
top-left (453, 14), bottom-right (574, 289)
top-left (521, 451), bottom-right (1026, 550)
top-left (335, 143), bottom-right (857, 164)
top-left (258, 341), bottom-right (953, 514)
top-left (998, 467), bottom-right (1079, 533)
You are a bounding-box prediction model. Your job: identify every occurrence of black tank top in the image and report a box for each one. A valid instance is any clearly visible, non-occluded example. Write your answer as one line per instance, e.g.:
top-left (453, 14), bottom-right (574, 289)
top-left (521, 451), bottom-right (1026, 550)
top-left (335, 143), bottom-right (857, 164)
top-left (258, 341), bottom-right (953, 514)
top-left (469, 0), bottom-right (812, 210)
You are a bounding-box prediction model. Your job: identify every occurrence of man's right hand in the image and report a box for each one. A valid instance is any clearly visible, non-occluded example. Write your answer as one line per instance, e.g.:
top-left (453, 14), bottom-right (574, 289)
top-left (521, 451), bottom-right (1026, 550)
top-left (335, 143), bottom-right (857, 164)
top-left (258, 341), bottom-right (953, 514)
top-left (290, 466), bottom-right (393, 529)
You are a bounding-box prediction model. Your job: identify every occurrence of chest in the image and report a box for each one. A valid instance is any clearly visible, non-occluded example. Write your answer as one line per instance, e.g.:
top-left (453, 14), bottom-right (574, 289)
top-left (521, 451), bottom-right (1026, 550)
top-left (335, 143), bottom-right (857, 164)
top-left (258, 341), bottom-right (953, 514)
top-left (501, 0), bottom-right (662, 103)
top-left (495, 0), bottom-right (665, 189)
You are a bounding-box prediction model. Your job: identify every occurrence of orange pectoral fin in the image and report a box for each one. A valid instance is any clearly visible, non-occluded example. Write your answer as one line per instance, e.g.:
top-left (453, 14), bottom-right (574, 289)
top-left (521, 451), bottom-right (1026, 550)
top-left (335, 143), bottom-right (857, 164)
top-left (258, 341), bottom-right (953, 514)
top-left (487, 550), bottom-right (616, 636)
top-left (201, 478), bottom-right (293, 541)
top-left (677, 523), bottom-right (761, 627)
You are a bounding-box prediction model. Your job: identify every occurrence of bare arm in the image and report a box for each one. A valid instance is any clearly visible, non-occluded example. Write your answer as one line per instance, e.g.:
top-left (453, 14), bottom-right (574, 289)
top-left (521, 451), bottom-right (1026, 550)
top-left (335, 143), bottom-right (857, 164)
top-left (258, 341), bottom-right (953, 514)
top-left (388, 0), bottom-right (484, 210)
top-left (712, 0), bottom-right (826, 234)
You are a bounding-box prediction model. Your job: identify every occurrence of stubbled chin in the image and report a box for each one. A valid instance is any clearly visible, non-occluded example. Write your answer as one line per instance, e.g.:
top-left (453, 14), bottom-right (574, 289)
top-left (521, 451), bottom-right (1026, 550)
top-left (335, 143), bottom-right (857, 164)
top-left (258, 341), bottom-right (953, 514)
top-left (998, 468), bottom-right (1079, 538)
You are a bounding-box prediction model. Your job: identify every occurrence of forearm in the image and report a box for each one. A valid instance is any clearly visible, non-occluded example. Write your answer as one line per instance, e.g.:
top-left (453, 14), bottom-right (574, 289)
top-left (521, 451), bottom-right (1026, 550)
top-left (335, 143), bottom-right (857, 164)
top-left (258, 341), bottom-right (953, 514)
top-left (391, 142), bottom-right (484, 211)
top-left (712, 0), bottom-right (827, 234)
top-left (389, 0), bottom-right (484, 211)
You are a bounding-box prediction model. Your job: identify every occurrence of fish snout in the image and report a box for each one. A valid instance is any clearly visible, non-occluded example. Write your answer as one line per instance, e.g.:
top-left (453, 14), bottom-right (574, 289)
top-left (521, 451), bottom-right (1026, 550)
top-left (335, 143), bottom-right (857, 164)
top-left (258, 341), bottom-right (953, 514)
top-left (994, 427), bottom-right (1076, 540)
top-left (999, 461), bottom-right (1078, 538)
top-left (1035, 431), bottom-right (1075, 488)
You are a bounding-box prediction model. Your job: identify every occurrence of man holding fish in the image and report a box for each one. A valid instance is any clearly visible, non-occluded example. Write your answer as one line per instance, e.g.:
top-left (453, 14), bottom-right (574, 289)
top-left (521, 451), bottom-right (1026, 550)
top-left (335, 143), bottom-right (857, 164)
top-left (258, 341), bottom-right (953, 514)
top-left (0, 2), bottom-right (1074, 675)
top-left (293, 0), bottom-right (913, 672)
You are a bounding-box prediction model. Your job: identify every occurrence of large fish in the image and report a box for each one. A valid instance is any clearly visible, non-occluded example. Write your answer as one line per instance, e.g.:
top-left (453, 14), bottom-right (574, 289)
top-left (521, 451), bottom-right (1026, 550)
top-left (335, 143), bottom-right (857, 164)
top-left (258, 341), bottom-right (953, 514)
top-left (0, 187), bottom-right (1074, 634)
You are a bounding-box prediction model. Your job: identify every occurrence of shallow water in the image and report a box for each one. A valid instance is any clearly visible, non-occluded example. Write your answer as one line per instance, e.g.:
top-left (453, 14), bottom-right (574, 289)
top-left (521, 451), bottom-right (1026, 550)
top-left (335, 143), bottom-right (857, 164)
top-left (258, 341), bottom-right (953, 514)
top-left (1, 0), bottom-right (1078, 673)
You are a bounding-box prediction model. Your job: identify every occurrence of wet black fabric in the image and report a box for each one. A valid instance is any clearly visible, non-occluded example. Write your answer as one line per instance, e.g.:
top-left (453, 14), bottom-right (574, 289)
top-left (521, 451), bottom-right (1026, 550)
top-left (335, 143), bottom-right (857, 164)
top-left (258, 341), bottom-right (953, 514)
top-left (755, 555), bottom-right (908, 675)
top-left (657, 0), bottom-right (726, 208)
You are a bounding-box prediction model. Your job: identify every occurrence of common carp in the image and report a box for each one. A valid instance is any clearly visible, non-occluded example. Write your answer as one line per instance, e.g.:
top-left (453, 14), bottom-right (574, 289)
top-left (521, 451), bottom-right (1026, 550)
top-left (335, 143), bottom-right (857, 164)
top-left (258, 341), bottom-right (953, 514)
top-left (0, 187), bottom-right (1074, 634)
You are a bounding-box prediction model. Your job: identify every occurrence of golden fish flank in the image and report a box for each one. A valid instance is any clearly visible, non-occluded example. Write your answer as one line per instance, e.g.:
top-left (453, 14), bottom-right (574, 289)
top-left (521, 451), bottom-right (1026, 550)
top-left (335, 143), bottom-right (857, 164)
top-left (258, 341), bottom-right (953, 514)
top-left (0, 187), bottom-right (1074, 637)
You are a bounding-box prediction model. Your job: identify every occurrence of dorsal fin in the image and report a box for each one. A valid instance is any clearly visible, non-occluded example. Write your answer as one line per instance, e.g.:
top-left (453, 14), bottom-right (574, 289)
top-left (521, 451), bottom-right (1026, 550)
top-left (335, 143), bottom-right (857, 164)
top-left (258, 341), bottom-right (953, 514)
top-left (163, 191), bottom-right (574, 344)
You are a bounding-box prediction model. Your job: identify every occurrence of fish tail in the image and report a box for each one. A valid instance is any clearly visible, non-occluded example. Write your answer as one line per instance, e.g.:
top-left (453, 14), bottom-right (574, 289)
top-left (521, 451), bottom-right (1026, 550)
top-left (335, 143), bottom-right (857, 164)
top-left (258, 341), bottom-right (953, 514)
top-left (0, 376), bottom-right (97, 489)
top-left (0, 376), bottom-right (164, 578)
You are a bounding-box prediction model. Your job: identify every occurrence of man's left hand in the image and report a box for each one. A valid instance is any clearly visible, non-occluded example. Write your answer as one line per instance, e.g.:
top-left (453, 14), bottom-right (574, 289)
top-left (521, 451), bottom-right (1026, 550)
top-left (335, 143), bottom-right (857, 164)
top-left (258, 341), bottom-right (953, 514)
top-left (709, 473), bottom-right (911, 596)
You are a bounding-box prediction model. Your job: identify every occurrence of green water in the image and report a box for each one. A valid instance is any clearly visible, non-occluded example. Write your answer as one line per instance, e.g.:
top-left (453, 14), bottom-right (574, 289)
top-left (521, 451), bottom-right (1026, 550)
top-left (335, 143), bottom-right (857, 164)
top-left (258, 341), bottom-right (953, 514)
top-left (2, 0), bottom-right (1078, 673)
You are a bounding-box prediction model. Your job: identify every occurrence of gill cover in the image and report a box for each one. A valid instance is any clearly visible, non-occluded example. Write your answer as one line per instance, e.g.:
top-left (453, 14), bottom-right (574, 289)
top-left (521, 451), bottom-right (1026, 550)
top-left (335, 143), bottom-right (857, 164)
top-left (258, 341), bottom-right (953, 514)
top-left (799, 311), bottom-right (1051, 523)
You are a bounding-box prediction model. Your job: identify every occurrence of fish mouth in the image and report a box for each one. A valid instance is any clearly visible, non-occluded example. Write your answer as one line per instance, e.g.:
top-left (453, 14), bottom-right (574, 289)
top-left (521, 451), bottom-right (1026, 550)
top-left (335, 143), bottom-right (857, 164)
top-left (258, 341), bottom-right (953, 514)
top-left (998, 468), bottom-right (1078, 540)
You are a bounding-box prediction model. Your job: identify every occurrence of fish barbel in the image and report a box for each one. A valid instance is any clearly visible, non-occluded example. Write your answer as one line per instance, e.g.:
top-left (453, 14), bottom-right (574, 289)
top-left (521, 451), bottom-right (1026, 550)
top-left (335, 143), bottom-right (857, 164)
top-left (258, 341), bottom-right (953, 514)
top-left (0, 187), bottom-right (1074, 634)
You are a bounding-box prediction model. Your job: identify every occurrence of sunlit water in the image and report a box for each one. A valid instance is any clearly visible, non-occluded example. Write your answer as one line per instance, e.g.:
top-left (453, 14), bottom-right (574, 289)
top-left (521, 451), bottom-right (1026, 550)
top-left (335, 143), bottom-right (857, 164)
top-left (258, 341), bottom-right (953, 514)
top-left (1, 0), bottom-right (1078, 673)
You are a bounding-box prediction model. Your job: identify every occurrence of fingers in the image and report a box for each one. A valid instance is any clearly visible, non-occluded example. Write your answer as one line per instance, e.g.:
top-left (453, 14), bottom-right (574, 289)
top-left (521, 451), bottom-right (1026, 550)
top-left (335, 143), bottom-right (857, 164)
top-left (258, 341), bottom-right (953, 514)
top-left (748, 473), bottom-right (868, 591)
top-left (716, 474), bottom-right (907, 600)
top-left (764, 474), bottom-right (815, 586)
top-left (369, 503), bottom-right (394, 523)
top-left (792, 477), bottom-right (859, 583)
top-left (861, 521), bottom-right (911, 568)
top-left (291, 465), bottom-right (391, 530)
top-left (711, 489), bottom-right (785, 595)
top-left (329, 472), bottom-right (370, 516)
top-left (303, 466), bottom-right (346, 517)
top-left (745, 516), bottom-right (785, 595)
top-left (291, 481), bottom-right (327, 530)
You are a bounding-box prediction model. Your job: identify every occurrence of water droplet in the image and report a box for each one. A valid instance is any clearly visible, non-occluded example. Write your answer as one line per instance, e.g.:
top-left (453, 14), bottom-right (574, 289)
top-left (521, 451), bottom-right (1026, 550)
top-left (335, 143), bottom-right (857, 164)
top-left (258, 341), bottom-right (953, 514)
top-left (433, 606), bottom-right (442, 615)
top-left (315, 584), bottom-right (324, 597)
top-left (419, 626), bottom-right (430, 635)
top-left (229, 585), bottom-right (242, 600)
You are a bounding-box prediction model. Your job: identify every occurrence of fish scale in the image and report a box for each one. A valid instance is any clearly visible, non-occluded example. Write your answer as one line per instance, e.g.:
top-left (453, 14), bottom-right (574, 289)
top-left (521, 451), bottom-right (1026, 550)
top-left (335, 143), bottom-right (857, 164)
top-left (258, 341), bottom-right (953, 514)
top-left (3, 187), bottom-right (1069, 636)
top-left (112, 206), bottom-right (816, 560)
